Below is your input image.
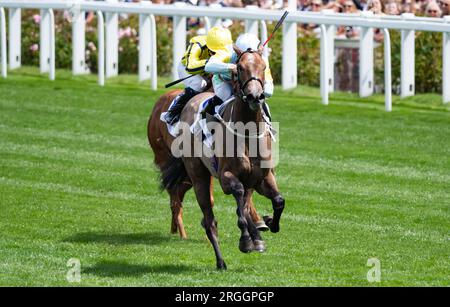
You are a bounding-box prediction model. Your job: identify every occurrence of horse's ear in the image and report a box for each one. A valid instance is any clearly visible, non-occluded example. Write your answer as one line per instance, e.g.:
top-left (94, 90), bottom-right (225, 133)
top-left (257, 45), bottom-right (264, 56)
top-left (233, 44), bottom-right (243, 57)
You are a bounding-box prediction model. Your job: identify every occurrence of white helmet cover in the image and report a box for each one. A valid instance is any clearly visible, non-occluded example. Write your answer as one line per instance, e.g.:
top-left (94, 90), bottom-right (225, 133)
top-left (236, 33), bottom-right (260, 52)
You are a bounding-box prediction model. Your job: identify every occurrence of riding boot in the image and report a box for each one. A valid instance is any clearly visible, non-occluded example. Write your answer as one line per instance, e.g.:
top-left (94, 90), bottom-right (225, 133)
top-left (163, 87), bottom-right (198, 125)
top-left (201, 95), bottom-right (223, 120)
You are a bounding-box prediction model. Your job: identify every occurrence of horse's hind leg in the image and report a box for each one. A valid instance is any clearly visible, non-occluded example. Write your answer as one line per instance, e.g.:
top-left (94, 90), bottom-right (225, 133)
top-left (247, 190), bottom-right (270, 232)
top-left (187, 162), bottom-right (226, 270)
top-left (169, 182), bottom-right (192, 239)
top-left (196, 180), bottom-right (226, 270)
top-left (244, 191), bottom-right (266, 252)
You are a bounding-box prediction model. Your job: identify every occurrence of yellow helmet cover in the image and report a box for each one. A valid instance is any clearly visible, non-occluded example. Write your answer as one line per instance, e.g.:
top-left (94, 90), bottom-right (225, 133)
top-left (206, 27), bottom-right (233, 52)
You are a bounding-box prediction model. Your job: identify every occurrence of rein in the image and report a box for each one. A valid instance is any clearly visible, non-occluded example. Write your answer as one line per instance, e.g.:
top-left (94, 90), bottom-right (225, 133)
top-left (213, 48), bottom-right (274, 140)
top-left (214, 104), bottom-right (270, 139)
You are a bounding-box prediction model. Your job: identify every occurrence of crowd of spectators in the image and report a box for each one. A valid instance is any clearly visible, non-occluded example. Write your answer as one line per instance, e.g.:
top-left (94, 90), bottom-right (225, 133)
top-left (151, 0), bottom-right (450, 18)
top-left (99, 0), bottom-right (450, 19)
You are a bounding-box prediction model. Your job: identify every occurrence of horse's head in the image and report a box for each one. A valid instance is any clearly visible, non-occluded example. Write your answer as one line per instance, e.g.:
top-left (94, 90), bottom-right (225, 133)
top-left (233, 45), bottom-right (266, 112)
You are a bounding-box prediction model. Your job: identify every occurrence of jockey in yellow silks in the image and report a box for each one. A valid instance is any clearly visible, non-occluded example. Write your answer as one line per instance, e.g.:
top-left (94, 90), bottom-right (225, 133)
top-left (202, 32), bottom-right (274, 119)
top-left (162, 35), bottom-right (213, 125)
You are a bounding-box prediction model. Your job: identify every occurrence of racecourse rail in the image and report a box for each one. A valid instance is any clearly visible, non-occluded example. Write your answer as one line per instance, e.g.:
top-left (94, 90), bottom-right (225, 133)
top-left (0, 0), bottom-right (450, 111)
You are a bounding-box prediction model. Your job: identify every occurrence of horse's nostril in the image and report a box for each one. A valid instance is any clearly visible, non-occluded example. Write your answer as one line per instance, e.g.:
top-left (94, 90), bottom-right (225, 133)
top-left (246, 93), bottom-right (255, 101)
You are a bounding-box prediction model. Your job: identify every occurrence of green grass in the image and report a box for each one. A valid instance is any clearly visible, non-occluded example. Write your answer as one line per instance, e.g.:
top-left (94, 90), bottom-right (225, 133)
top-left (0, 67), bottom-right (449, 286)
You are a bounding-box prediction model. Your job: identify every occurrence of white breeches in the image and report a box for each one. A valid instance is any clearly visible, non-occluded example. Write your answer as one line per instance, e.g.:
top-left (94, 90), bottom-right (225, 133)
top-left (212, 74), bottom-right (233, 102)
top-left (178, 63), bottom-right (208, 93)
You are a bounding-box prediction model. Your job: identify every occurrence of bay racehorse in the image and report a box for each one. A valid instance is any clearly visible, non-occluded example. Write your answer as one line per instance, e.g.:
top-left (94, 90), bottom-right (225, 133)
top-left (147, 46), bottom-right (285, 269)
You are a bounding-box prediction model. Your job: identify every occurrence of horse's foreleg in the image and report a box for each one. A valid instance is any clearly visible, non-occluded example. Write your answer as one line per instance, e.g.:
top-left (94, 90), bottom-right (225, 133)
top-left (169, 182), bottom-right (192, 239)
top-left (220, 171), bottom-right (254, 253)
top-left (256, 171), bottom-right (285, 233)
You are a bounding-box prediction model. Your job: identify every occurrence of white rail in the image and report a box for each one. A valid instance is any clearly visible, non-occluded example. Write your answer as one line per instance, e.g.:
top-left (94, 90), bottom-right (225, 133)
top-left (0, 7), bottom-right (6, 78)
top-left (0, 0), bottom-right (449, 108)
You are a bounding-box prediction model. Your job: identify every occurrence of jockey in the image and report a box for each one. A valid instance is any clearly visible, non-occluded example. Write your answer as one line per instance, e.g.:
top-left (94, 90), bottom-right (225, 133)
top-left (202, 32), bottom-right (274, 119)
top-left (162, 27), bottom-right (232, 125)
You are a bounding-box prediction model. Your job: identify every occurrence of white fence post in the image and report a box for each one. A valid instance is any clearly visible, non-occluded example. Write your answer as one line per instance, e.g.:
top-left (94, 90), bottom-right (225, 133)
top-left (245, 5), bottom-right (259, 37)
top-left (359, 11), bottom-right (374, 97)
top-left (40, 9), bottom-right (50, 73)
top-left (204, 17), bottom-right (211, 32)
top-left (0, 7), bottom-right (6, 78)
top-left (72, 7), bottom-right (87, 75)
top-left (172, 2), bottom-right (186, 80)
top-left (260, 20), bottom-right (269, 58)
top-left (320, 25), bottom-right (329, 105)
top-left (8, 8), bottom-right (20, 70)
top-left (282, 0), bottom-right (297, 90)
top-left (150, 14), bottom-right (157, 90)
top-left (97, 11), bottom-right (105, 86)
top-left (139, 13), bottom-right (151, 82)
top-left (322, 10), bottom-right (335, 93)
top-left (443, 16), bottom-right (450, 104)
top-left (49, 9), bottom-right (55, 80)
top-left (326, 25), bottom-right (335, 93)
top-left (383, 28), bottom-right (392, 112)
top-left (208, 4), bottom-right (223, 28)
top-left (105, 0), bottom-right (118, 78)
top-left (401, 13), bottom-right (415, 98)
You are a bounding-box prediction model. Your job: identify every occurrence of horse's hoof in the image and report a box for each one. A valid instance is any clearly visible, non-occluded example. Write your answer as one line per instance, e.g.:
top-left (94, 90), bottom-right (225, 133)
top-left (263, 216), bottom-right (280, 233)
top-left (255, 220), bottom-right (270, 232)
top-left (253, 240), bottom-right (266, 253)
top-left (217, 261), bottom-right (227, 270)
top-left (239, 238), bottom-right (254, 253)
top-left (270, 225), bottom-right (279, 233)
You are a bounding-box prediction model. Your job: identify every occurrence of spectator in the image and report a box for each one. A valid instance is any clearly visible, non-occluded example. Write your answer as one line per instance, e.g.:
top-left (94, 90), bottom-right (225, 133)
top-left (367, 0), bottom-right (384, 14)
top-left (352, 0), bottom-right (367, 10)
top-left (310, 0), bottom-right (323, 11)
top-left (298, 0), bottom-right (311, 11)
top-left (401, 0), bottom-right (416, 13)
top-left (342, 0), bottom-right (358, 13)
top-left (439, 0), bottom-right (450, 15)
top-left (425, 0), bottom-right (442, 16)
top-left (367, 0), bottom-right (385, 41)
top-left (257, 0), bottom-right (274, 8)
top-left (305, 0), bottom-right (322, 30)
top-left (384, 0), bottom-right (401, 14)
top-left (325, 1), bottom-right (344, 12)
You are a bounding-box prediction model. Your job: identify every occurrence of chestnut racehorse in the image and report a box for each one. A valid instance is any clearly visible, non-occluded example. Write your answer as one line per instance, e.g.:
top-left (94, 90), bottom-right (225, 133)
top-left (147, 46), bottom-right (285, 269)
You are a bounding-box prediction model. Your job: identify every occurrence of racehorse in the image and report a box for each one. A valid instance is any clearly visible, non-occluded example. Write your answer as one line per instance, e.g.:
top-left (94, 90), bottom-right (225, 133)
top-left (147, 89), bottom-right (264, 240)
top-left (147, 46), bottom-right (285, 269)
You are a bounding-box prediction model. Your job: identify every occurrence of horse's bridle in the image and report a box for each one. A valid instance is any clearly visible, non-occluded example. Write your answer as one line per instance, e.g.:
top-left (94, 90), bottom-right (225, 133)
top-left (235, 49), bottom-right (265, 100)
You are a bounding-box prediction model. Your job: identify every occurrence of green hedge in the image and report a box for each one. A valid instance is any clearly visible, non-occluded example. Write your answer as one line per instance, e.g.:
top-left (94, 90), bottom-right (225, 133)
top-left (18, 10), bottom-right (442, 93)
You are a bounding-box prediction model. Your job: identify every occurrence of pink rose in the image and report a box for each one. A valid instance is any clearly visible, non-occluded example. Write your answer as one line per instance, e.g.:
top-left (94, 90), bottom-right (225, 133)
top-left (33, 14), bottom-right (41, 24)
top-left (119, 27), bottom-right (133, 39)
top-left (30, 44), bottom-right (39, 52)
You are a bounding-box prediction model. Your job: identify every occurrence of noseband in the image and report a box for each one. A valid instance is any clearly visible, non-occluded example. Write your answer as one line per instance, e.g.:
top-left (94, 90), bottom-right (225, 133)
top-left (235, 49), bottom-right (265, 100)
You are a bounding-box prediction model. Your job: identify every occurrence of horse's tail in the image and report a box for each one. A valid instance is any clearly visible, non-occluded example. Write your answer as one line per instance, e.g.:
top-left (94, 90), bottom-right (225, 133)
top-left (160, 155), bottom-right (188, 191)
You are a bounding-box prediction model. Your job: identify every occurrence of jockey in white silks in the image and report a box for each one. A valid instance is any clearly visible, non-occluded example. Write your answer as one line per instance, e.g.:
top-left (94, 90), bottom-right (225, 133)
top-left (201, 32), bottom-right (274, 120)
